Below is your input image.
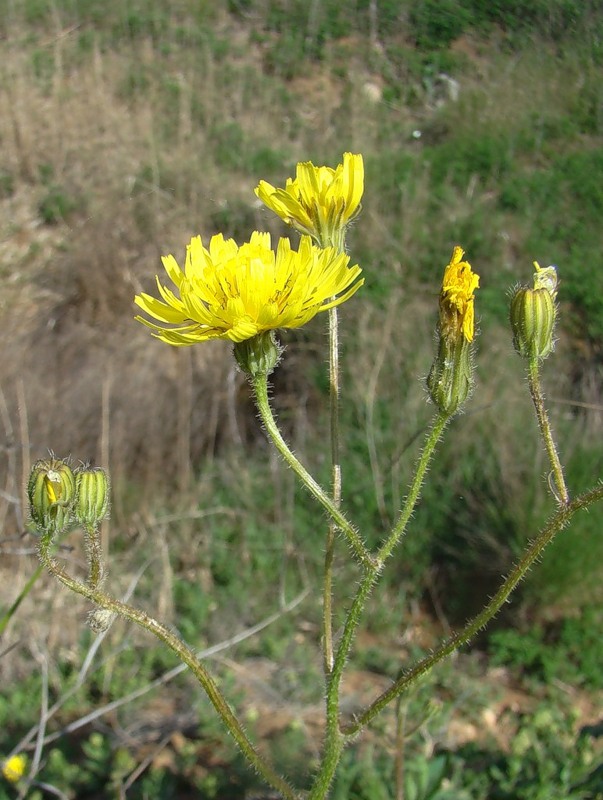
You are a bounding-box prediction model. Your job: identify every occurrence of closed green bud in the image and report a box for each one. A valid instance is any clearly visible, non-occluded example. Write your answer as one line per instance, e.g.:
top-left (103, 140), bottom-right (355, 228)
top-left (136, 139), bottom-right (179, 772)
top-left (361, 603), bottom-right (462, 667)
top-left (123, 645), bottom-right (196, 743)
top-left (427, 334), bottom-right (473, 416)
top-left (234, 330), bottom-right (283, 377)
top-left (510, 262), bottom-right (557, 360)
top-left (28, 457), bottom-right (76, 535)
top-left (74, 467), bottom-right (110, 527)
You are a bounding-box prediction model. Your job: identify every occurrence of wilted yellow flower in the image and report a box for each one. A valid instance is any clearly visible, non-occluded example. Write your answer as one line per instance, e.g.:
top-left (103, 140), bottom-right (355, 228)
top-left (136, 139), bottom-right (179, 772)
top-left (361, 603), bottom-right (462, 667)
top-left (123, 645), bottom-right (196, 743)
top-left (2, 754), bottom-right (27, 783)
top-left (440, 246), bottom-right (480, 343)
top-left (427, 246), bottom-right (480, 416)
top-left (134, 231), bottom-right (363, 346)
top-left (255, 152), bottom-right (364, 248)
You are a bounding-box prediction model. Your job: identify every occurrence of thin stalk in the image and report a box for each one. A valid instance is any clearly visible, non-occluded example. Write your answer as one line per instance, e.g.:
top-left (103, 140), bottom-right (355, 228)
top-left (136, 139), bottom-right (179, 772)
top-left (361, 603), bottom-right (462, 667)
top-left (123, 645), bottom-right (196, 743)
top-left (252, 372), bottom-right (374, 571)
top-left (377, 414), bottom-right (449, 565)
top-left (342, 484), bottom-right (603, 734)
top-left (38, 538), bottom-right (300, 800)
top-left (528, 356), bottom-right (569, 505)
top-left (83, 523), bottom-right (104, 590)
top-left (308, 412), bottom-right (449, 799)
top-left (323, 305), bottom-right (341, 674)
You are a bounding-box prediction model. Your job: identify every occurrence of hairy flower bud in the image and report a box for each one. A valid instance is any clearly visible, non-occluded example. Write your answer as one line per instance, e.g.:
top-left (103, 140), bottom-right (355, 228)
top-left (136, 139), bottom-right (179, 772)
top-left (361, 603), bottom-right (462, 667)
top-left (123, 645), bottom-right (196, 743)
top-left (510, 262), bottom-right (557, 360)
top-left (427, 247), bottom-right (480, 417)
top-left (427, 334), bottom-right (473, 417)
top-left (74, 467), bottom-right (110, 527)
top-left (28, 457), bottom-right (76, 535)
top-left (234, 330), bottom-right (283, 377)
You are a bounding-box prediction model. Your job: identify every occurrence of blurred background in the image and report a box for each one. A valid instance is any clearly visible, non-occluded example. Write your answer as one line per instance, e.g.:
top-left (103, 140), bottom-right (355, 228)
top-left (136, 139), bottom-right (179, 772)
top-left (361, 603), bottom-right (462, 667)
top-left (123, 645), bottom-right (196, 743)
top-left (0, 1), bottom-right (602, 797)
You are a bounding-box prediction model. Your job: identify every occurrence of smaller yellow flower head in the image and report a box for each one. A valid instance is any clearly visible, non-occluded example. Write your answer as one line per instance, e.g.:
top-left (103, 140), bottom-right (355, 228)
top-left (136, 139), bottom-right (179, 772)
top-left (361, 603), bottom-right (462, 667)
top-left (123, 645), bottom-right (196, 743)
top-left (255, 152), bottom-right (364, 247)
top-left (135, 231), bottom-right (363, 346)
top-left (2, 754), bottom-right (27, 783)
top-left (440, 246), bottom-right (480, 342)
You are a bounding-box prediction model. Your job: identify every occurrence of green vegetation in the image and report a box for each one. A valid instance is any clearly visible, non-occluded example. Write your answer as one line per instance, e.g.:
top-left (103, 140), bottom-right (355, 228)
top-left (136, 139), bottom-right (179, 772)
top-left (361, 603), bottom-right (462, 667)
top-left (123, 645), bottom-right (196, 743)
top-left (1, 0), bottom-right (602, 796)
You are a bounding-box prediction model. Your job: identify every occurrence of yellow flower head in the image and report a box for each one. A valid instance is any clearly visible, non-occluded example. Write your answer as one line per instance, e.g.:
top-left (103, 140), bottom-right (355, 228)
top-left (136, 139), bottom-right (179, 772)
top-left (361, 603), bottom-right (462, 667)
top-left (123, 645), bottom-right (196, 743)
top-left (2, 754), bottom-right (27, 783)
top-left (439, 246), bottom-right (480, 342)
top-left (255, 152), bottom-right (364, 248)
top-left (134, 231), bottom-right (363, 346)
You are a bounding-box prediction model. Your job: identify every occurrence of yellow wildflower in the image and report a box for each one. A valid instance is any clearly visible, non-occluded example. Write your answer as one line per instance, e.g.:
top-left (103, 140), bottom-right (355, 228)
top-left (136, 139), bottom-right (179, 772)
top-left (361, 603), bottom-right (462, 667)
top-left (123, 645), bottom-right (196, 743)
top-left (2, 754), bottom-right (27, 783)
top-left (255, 152), bottom-right (364, 248)
top-left (440, 246), bottom-right (480, 343)
top-left (134, 231), bottom-right (363, 346)
top-left (427, 246), bottom-right (480, 416)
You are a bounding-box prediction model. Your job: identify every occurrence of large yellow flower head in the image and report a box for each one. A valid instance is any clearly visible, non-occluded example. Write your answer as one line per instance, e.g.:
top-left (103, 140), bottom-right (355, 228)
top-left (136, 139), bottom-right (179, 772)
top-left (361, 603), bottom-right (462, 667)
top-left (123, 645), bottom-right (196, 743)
top-left (439, 246), bottom-right (480, 343)
top-left (134, 231), bottom-right (363, 346)
top-left (255, 152), bottom-right (364, 249)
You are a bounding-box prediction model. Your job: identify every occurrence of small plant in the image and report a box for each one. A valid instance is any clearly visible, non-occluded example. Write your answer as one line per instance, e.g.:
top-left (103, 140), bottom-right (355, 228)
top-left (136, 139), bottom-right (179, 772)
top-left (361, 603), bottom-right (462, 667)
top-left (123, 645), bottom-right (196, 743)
top-left (15, 153), bottom-right (603, 799)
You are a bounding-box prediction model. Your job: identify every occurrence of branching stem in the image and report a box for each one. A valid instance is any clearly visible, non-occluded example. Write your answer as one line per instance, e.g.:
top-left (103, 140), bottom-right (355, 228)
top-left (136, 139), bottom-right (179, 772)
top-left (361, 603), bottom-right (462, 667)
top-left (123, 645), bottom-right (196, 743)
top-left (342, 485), bottom-right (603, 734)
top-left (37, 536), bottom-right (301, 800)
top-left (252, 372), bottom-right (375, 571)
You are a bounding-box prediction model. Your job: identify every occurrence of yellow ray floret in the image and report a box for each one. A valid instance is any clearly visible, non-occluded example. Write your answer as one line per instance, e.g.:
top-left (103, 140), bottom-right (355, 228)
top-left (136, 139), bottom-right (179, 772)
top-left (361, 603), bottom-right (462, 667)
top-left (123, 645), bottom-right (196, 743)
top-left (440, 246), bottom-right (480, 342)
top-left (255, 153), bottom-right (364, 241)
top-left (134, 231), bottom-right (364, 346)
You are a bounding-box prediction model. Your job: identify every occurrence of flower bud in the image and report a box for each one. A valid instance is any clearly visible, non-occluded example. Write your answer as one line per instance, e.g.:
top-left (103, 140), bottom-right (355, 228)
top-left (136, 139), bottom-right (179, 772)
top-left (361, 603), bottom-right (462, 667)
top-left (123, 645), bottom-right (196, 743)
top-left (510, 262), bottom-right (557, 360)
top-left (234, 330), bottom-right (283, 377)
top-left (427, 334), bottom-right (473, 416)
top-left (28, 457), bottom-right (76, 535)
top-left (74, 467), bottom-right (110, 527)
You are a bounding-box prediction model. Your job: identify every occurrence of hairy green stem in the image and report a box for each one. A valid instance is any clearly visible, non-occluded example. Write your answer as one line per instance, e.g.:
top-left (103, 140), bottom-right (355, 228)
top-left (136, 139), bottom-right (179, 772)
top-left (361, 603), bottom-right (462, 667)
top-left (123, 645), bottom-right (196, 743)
top-left (323, 305), bottom-right (341, 674)
top-left (308, 413), bottom-right (450, 799)
top-left (342, 484), bottom-right (603, 734)
top-left (252, 372), bottom-right (374, 571)
top-left (84, 523), bottom-right (104, 590)
top-left (378, 414), bottom-right (449, 565)
top-left (37, 536), bottom-right (300, 800)
top-left (528, 356), bottom-right (569, 505)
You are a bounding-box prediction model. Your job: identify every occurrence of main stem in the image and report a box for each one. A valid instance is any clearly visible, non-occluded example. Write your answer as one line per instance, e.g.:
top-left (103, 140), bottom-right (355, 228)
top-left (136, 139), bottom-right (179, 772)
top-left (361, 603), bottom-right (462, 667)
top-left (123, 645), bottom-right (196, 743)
top-left (308, 412), bottom-right (450, 800)
top-left (528, 356), bottom-right (569, 505)
top-left (342, 484), bottom-right (603, 734)
top-left (323, 305), bottom-right (341, 674)
top-left (38, 539), bottom-right (300, 800)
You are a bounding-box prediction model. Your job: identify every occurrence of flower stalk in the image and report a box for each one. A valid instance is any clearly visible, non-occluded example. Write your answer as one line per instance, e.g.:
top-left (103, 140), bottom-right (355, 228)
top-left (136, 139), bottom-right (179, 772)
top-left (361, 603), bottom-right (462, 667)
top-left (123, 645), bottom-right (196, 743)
top-left (252, 371), bottom-right (374, 572)
top-left (35, 531), bottom-right (300, 800)
top-left (342, 484), bottom-right (603, 735)
top-left (510, 261), bottom-right (568, 506)
top-left (528, 355), bottom-right (569, 505)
